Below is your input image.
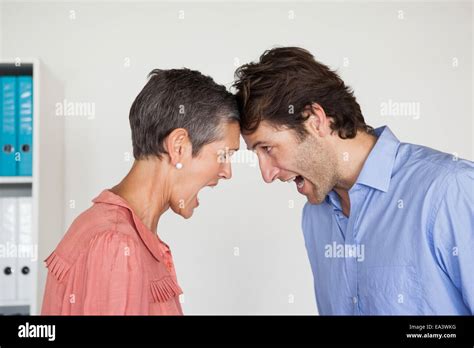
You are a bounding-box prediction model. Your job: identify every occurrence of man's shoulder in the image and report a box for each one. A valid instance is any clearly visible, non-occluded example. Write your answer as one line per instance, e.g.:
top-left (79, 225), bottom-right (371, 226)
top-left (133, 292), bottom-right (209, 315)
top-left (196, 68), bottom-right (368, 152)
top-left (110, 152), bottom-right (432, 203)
top-left (395, 142), bottom-right (473, 188)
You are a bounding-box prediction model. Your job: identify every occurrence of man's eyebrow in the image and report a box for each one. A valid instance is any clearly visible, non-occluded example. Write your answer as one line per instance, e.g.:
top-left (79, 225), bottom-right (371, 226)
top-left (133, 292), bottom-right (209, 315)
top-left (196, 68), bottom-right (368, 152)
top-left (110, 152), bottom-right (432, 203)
top-left (247, 141), bottom-right (264, 151)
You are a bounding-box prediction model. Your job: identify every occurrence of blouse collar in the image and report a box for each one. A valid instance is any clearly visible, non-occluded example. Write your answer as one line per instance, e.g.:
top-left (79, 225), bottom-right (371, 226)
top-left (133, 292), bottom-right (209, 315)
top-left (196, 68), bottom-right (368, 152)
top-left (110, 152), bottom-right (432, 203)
top-left (92, 189), bottom-right (170, 263)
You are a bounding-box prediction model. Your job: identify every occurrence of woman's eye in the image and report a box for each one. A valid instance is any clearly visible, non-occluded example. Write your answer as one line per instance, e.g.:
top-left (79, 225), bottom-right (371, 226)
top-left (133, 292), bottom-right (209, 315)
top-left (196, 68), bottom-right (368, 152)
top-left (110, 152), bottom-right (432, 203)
top-left (220, 150), bottom-right (235, 162)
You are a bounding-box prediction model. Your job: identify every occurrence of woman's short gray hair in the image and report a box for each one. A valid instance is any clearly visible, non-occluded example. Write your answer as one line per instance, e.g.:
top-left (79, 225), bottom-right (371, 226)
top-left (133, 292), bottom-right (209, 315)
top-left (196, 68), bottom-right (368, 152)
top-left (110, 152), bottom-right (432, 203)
top-left (130, 68), bottom-right (240, 160)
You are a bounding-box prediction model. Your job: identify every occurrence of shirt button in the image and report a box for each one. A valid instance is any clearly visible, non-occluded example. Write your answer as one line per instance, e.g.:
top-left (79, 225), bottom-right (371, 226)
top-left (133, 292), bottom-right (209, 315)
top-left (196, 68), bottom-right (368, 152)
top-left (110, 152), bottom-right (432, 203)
top-left (352, 296), bottom-right (358, 304)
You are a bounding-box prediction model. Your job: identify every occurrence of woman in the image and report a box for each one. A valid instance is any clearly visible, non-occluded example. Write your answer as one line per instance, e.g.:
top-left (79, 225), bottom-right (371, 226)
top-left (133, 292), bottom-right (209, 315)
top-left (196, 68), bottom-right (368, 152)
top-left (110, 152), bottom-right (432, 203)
top-left (41, 68), bottom-right (240, 315)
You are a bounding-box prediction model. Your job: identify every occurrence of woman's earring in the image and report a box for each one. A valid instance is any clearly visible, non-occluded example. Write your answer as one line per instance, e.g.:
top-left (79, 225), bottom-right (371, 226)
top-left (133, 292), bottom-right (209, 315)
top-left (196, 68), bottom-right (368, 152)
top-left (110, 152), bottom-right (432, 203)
top-left (175, 162), bottom-right (183, 169)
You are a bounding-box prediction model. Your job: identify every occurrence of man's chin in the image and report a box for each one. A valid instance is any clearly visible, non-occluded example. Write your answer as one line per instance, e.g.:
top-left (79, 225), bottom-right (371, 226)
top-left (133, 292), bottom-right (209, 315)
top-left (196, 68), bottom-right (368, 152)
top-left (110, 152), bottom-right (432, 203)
top-left (300, 180), bottom-right (327, 204)
top-left (304, 188), bottom-right (327, 205)
top-left (306, 195), bottom-right (325, 205)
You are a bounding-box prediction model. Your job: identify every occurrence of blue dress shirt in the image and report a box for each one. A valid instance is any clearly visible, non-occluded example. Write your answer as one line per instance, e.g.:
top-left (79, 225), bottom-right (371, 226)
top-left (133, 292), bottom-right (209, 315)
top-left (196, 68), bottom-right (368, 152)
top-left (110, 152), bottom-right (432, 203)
top-left (302, 126), bottom-right (473, 315)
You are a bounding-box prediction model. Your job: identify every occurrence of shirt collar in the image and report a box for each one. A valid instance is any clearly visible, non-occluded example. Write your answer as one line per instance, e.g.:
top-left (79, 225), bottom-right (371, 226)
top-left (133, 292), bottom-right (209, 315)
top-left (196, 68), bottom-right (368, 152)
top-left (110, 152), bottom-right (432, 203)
top-left (92, 189), bottom-right (169, 263)
top-left (354, 125), bottom-right (400, 193)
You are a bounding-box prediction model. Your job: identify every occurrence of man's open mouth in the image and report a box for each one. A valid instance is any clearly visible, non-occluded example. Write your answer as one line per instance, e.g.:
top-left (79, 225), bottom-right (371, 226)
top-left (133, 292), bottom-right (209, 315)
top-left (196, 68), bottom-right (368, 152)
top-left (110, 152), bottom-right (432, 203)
top-left (294, 175), bottom-right (304, 189)
top-left (284, 175), bottom-right (307, 194)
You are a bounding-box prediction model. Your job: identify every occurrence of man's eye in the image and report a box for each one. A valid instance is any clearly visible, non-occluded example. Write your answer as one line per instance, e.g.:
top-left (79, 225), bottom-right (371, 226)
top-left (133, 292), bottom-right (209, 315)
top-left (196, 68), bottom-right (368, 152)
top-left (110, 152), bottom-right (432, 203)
top-left (263, 146), bottom-right (273, 153)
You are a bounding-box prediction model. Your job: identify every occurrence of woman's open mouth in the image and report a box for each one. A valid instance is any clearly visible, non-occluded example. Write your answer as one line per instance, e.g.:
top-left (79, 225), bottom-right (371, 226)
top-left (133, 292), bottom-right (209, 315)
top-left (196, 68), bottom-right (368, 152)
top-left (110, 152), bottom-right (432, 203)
top-left (194, 182), bottom-right (218, 208)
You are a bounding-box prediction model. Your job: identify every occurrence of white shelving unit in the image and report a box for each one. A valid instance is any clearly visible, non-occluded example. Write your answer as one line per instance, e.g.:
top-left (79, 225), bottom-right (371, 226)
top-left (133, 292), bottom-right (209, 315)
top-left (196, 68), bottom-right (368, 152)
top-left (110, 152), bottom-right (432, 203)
top-left (0, 58), bottom-right (64, 315)
top-left (0, 177), bottom-right (33, 184)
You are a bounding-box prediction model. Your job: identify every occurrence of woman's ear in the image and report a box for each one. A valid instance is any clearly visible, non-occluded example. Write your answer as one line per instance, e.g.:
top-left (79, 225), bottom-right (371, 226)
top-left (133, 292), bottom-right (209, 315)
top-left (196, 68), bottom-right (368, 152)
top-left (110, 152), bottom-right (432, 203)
top-left (163, 128), bottom-right (191, 166)
top-left (303, 103), bottom-right (332, 137)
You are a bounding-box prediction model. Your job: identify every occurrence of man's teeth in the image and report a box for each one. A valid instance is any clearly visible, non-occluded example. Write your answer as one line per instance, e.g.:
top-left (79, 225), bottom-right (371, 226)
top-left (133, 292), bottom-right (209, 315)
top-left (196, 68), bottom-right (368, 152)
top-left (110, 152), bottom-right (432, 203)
top-left (295, 176), bottom-right (305, 188)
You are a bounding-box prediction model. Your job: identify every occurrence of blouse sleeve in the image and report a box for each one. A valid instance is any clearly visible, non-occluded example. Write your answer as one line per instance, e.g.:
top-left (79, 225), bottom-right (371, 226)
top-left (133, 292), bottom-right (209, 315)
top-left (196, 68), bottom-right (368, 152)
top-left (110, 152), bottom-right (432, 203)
top-left (83, 231), bottom-right (145, 315)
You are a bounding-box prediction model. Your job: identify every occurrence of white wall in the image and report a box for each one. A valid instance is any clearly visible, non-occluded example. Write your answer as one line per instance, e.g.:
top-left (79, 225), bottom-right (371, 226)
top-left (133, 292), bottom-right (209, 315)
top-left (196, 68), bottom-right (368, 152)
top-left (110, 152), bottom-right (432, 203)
top-left (1, 0), bottom-right (472, 315)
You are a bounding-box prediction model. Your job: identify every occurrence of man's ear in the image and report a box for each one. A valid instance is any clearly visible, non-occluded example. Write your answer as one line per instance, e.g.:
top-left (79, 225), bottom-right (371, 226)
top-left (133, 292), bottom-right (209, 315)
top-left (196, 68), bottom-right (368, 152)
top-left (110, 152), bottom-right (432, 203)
top-left (303, 103), bottom-right (332, 137)
top-left (163, 128), bottom-right (191, 166)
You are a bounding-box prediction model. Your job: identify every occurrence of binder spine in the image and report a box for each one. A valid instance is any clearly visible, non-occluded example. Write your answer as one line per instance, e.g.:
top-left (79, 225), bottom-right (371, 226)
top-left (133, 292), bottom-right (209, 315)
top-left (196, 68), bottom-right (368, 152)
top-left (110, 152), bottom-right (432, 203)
top-left (0, 77), bottom-right (17, 176)
top-left (17, 76), bottom-right (33, 176)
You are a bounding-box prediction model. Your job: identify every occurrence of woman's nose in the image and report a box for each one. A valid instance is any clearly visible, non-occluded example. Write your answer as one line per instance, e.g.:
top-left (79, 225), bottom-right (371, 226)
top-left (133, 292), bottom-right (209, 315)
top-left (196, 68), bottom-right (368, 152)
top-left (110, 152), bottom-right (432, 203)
top-left (219, 162), bottom-right (232, 180)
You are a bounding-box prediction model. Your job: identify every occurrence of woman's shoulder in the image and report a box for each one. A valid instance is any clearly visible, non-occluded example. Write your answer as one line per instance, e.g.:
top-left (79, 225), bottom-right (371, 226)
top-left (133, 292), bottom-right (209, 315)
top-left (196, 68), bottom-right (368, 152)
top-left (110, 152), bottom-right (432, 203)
top-left (45, 201), bottom-right (142, 278)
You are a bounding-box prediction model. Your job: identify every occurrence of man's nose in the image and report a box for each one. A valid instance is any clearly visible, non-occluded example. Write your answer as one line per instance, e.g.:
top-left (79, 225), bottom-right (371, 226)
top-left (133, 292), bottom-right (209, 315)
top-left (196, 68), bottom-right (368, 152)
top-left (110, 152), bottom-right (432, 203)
top-left (258, 157), bottom-right (279, 183)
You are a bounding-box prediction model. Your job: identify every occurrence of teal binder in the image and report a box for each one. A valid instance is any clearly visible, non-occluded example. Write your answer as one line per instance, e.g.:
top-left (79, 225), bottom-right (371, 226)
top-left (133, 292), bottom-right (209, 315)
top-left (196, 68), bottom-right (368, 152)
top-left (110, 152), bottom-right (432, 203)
top-left (17, 76), bottom-right (33, 176)
top-left (0, 77), bottom-right (17, 176)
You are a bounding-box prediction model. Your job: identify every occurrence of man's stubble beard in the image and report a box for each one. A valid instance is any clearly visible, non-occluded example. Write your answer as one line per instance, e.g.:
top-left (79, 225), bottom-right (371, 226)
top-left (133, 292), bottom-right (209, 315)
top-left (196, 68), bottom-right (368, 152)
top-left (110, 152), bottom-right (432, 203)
top-left (295, 135), bottom-right (339, 204)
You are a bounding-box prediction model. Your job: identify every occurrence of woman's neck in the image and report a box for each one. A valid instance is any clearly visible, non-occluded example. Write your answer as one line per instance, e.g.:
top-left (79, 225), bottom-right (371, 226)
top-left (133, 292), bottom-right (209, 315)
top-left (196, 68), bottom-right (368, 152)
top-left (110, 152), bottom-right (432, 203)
top-left (110, 160), bottom-right (171, 232)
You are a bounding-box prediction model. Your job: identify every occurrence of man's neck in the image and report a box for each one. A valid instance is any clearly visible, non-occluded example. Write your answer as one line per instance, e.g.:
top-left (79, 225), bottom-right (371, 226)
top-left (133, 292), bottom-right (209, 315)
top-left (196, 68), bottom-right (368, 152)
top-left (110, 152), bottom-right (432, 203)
top-left (333, 130), bottom-right (378, 217)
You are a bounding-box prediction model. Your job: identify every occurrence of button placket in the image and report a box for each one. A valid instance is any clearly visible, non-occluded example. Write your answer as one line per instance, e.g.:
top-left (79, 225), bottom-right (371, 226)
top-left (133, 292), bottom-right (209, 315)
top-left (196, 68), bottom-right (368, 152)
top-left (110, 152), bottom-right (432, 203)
top-left (345, 187), bottom-right (365, 315)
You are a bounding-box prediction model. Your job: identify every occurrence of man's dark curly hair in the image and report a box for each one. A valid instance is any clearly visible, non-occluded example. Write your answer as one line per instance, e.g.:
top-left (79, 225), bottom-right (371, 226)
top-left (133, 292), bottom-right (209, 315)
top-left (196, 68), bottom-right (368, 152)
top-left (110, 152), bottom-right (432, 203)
top-left (233, 47), bottom-right (374, 140)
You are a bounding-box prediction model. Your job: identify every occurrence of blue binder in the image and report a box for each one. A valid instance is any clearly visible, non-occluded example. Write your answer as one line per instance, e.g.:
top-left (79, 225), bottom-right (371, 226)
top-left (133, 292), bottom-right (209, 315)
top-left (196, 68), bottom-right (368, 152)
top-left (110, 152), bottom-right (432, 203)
top-left (17, 76), bottom-right (33, 176)
top-left (0, 77), bottom-right (17, 176)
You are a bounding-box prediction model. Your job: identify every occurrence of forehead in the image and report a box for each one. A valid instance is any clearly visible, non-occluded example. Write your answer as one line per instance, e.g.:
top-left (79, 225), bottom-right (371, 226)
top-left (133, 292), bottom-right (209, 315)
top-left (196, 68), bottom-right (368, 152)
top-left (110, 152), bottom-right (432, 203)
top-left (242, 121), bottom-right (295, 149)
top-left (217, 121), bottom-right (241, 147)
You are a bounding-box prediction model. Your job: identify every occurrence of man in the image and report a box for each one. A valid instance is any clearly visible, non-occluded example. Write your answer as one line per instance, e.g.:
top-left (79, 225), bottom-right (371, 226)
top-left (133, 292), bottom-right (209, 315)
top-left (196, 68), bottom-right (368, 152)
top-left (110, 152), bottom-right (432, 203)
top-left (233, 47), bottom-right (473, 315)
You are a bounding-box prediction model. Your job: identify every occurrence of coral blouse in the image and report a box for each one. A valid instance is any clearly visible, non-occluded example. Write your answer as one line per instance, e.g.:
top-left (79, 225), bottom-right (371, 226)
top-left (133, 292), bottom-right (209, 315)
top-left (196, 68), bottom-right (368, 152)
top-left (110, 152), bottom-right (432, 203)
top-left (41, 190), bottom-right (183, 315)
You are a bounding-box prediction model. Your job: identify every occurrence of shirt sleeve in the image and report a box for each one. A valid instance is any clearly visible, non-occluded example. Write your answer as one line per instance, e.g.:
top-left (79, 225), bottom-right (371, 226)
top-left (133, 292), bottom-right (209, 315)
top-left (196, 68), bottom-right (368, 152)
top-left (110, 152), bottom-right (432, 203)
top-left (83, 231), bottom-right (145, 315)
top-left (430, 166), bottom-right (474, 313)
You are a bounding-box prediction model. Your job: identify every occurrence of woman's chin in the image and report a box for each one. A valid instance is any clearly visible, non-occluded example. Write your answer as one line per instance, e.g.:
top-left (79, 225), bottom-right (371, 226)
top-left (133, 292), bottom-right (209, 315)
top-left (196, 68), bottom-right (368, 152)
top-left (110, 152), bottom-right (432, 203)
top-left (177, 203), bottom-right (199, 219)
top-left (180, 209), bottom-right (194, 219)
top-left (171, 196), bottom-right (199, 219)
